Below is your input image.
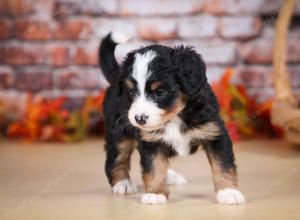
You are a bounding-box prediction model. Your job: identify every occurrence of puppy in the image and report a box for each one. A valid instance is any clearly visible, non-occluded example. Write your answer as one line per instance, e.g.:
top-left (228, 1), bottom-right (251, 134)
top-left (99, 32), bottom-right (246, 205)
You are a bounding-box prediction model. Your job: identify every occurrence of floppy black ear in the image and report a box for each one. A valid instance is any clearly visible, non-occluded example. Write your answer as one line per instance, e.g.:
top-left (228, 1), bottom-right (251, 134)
top-left (172, 46), bottom-right (207, 99)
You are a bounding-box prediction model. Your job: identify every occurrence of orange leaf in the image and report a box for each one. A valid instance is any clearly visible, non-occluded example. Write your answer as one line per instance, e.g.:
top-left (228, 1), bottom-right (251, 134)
top-left (220, 68), bottom-right (234, 87)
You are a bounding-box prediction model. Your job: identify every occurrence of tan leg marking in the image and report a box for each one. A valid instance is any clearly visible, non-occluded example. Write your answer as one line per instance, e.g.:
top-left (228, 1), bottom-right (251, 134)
top-left (206, 150), bottom-right (238, 192)
top-left (111, 139), bottom-right (136, 186)
top-left (143, 152), bottom-right (169, 197)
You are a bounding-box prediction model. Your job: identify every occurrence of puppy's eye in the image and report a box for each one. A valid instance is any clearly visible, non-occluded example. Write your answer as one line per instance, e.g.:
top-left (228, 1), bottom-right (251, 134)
top-left (154, 89), bottom-right (168, 99)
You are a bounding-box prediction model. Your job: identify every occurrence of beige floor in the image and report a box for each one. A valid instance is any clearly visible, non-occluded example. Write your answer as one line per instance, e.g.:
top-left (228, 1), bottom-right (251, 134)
top-left (0, 139), bottom-right (300, 220)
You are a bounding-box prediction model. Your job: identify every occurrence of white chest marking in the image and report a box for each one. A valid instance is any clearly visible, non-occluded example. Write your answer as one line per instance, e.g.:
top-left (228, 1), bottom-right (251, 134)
top-left (141, 117), bottom-right (220, 157)
top-left (162, 117), bottom-right (190, 156)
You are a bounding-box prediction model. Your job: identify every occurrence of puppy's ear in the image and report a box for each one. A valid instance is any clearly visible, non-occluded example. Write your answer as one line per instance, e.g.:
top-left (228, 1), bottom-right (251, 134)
top-left (172, 46), bottom-right (207, 99)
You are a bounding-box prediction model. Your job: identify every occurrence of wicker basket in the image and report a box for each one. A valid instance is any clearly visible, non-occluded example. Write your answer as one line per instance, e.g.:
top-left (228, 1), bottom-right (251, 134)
top-left (271, 0), bottom-right (300, 145)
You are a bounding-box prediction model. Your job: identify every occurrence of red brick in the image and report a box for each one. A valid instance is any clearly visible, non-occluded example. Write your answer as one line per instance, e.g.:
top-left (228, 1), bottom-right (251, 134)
top-left (74, 43), bottom-right (98, 66)
top-left (236, 65), bottom-right (273, 87)
top-left (259, 0), bottom-right (281, 14)
top-left (0, 20), bottom-right (12, 39)
top-left (219, 17), bottom-right (262, 39)
top-left (120, 0), bottom-right (204, 16)
top-left (167, 40), bottom-right (236, 65)
top-left (257, 0), bottom-right (300, 15)
top-left (15, 20), bottom-right (51, 41)
top-left (0, 44), bottom-right (47, 66)
top-left (178, 15), bottom-right (217, 38)
top-left (197, 41), bottom-right (236, 65)
top-left (287, 27), bottom-right (300, 39)
top-left (246, 87), bottom-right (275, 103)
top-left (0, 1), bottom-right (5, 14)
top-left (239, 39), bottom-right (272, 64)
top-left (47, 45), bottom-right (69, 67)
top-left (53, 0), bottom-right (118, 17)
top-left (54, 68), bottom-right (103, 90)
top-left (196, 42), bottom-right (237, 65)
top-left (114, 41), bottom-right (152, 62)
top-left (15, 69), bottom-right (53, 92)
top-left (261, 24), bottom-right (275, 38)
top-left (206, 66), bottom-right (226, 83)
top-left (236, 65), bottom-right (300, 88)
top-left (0, 43), bottom-right (70, 66)
top-left (94, 19), bottom-right (137, 39)
top-left (5, 0), bottom-right (35, 15)
top-left (204, 0), bottom-right (266, 15)
top-left (53, 0), bottom-right (80, 17)
top-left (53, 20), bottom-right (92, 40)
top-left (289, 65), bottom-right (300, 87)
top-left (0, 0), bottom-right (51, 16)
top-left (239, 38), bottom-right (300, 64)
top-left (287, 38), bottom-right (300, 63)
top-left (84, 0), bottom-right (118, 15)
top-left (0, 66), bottom-right (14, 89)
top-left (204, 0), bottom-right (300, 15)
top-left (138, 18), bottom-right (177, 41)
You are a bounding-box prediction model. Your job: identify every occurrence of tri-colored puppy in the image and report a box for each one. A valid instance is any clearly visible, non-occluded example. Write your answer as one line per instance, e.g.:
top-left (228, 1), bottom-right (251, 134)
top-left (99, 32), bottom-right (246, 205)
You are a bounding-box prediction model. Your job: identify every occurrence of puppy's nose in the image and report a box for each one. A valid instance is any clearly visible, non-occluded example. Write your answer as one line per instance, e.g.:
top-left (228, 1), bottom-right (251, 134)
top-left (135, 114), bottom-right (149, 125)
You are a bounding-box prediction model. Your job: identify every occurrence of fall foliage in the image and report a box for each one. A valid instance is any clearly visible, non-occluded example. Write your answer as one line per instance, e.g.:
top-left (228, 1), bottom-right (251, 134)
top-left (0, 69), bottom-right (282, 142)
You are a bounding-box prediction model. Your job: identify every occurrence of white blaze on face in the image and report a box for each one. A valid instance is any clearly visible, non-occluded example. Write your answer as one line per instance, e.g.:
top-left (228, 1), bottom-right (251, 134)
top-left (128, 51), bottom-right (164, 130)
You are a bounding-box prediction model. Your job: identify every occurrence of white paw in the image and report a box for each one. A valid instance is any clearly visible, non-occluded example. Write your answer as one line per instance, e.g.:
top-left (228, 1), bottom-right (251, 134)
top-left (217, 188), bottom-right (246, 205)
top-left (167, 169), bottom-right (187, 185)
top-left (140, 193), bottom-right (167, 205)
top-left (112, 179), bottom-right (137, 195)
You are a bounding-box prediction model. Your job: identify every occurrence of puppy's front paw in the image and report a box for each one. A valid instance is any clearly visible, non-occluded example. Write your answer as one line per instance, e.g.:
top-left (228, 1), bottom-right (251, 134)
top-left (140, 193), bottom-right (167, 205)
top-left (217, 188), bottom-right (246, 205)
top-left (112, 179), bottom-right (137, 195)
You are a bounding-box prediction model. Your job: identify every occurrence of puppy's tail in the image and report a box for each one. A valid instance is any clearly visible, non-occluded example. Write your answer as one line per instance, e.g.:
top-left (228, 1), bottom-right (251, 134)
top-left (99, 32), bottom-right (129, 83)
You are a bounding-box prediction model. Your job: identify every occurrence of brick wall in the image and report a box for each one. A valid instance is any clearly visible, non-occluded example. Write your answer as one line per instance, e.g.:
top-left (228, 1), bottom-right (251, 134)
top-left (0, 0), bottom-right (300, 109)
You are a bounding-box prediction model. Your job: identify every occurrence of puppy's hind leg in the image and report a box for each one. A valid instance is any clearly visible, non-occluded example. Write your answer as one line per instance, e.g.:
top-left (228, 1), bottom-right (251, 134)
top-left (105, 139), bottom-right (137, 195)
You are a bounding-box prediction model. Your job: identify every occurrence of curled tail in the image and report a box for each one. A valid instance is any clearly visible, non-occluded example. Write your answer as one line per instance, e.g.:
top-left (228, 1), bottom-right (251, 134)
top-left (99, 32), bottom-right (129, 83)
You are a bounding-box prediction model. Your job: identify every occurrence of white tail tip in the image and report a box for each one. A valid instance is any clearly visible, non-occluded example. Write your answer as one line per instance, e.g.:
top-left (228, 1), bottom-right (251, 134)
top-left (111, 32), bottom-right (129, 44)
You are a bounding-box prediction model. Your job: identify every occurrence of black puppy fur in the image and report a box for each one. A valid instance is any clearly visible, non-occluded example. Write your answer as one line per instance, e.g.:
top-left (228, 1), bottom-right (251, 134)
top-left (99, 33), bottom-right (244, 205)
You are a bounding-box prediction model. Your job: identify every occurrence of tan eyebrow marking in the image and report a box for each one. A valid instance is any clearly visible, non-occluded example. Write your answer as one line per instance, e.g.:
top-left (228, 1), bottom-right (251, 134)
top-left (150, 81), bottom-right (162, 90)
top-left (125, 79), bottom-right (134, 89)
